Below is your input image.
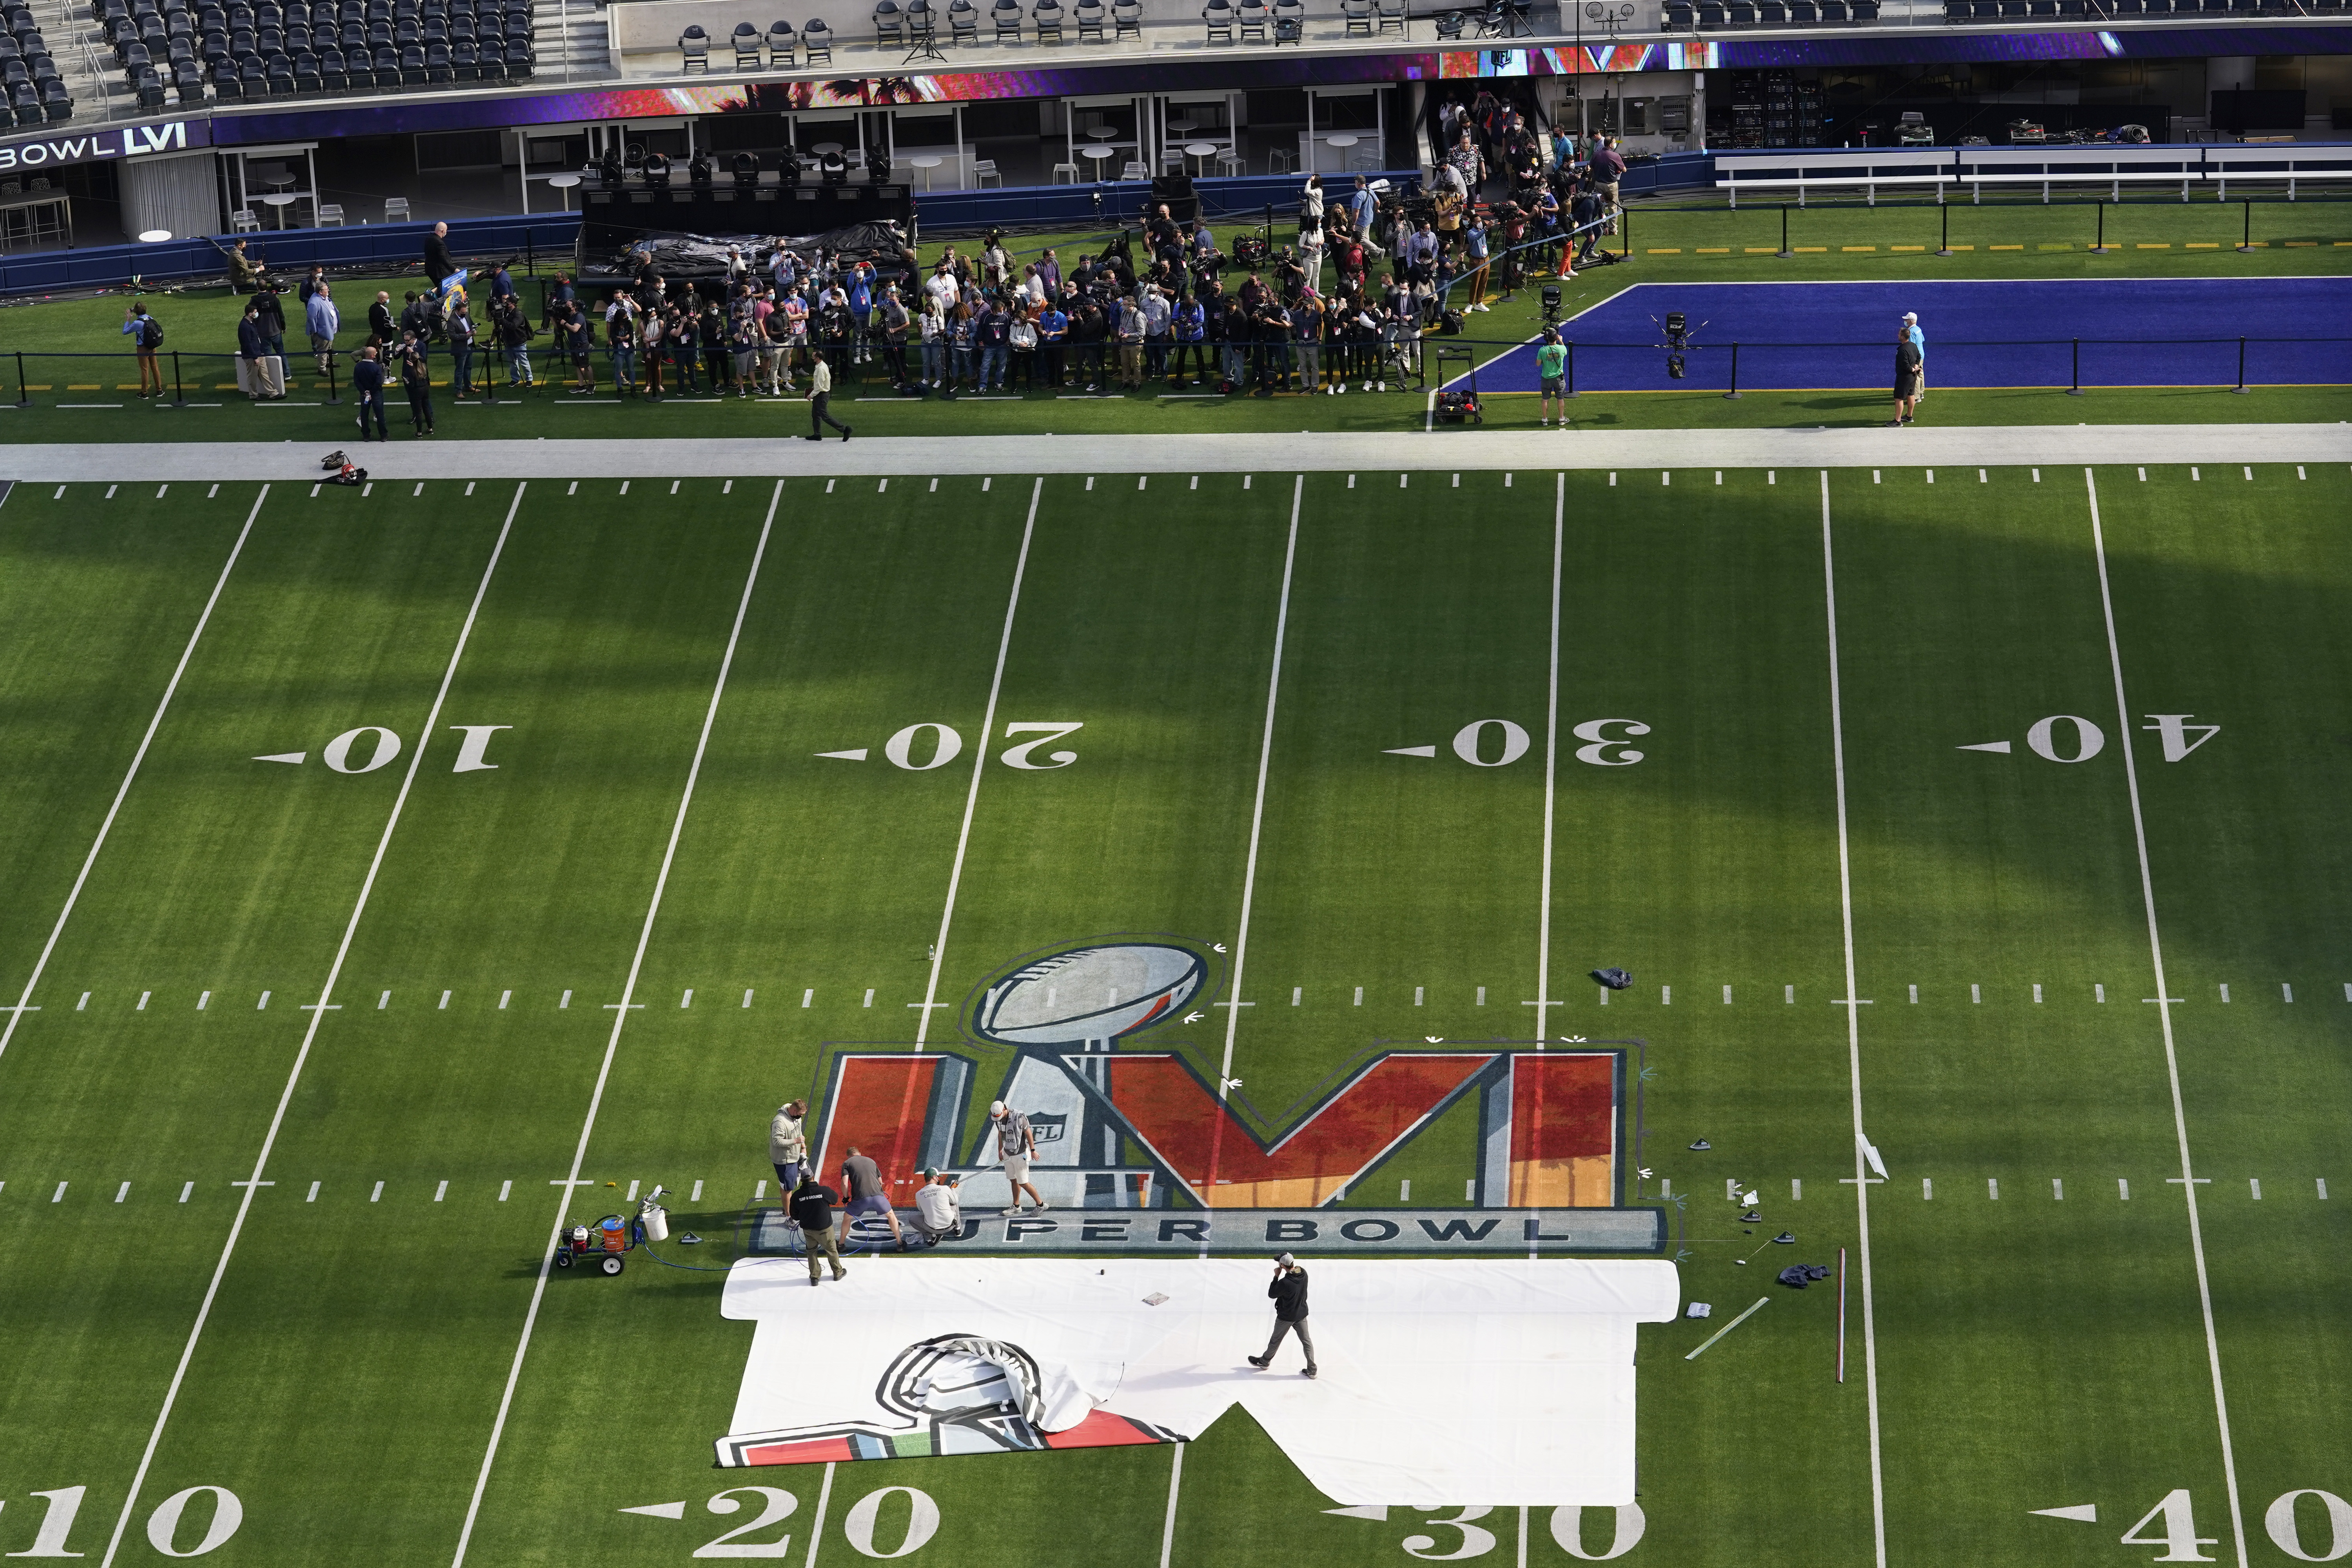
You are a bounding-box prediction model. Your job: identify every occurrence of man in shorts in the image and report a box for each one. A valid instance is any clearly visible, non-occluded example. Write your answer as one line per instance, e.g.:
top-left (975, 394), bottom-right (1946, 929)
top-left (988, 1100), bottom-right (1046, 1216)
top-left (768, 1098), bottom-right (808, 1196)
top-left (840, 1145), bottom-right (909, 1251)
top-left (1536, 327), bottom-right (1568, 428)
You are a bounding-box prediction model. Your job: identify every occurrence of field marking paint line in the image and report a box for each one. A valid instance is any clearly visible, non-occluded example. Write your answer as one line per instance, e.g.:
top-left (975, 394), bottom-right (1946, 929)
top-left (1158, 1442), bottom-right (1187, 1568)
top-left (0, 487), bottom-right (267, 1070)
top-left (451, 481), bottom-right (783, 1568)
top-left (2085, 468), bottom-right (2249, 1568)
top-left (912, 478), bottom-right (1044, 1052)
top-left (802, 1462), bottom-right (836, 1568)
top-left (1532, 474), bottom-right (1564, 1049)
top-left (1819, 470), bottom-right (1888, 1568)
top-left (96, 482), bottom-right (526, 1568)
top-left (1204, 476), bottom-right (1306, 1230)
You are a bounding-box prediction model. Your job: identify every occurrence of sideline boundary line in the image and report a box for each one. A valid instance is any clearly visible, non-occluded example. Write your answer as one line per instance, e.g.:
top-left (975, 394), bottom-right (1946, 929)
top-left (0, 486), bottom-right (266, 1067)
top-left (96, 481), bottom-right (526, 1568)
top-left (914, 476), bottom-right (1044, 1050)
top-left (2085, 466), bottom-right (2249, 1568)
top-left (1818, 470), bottom-right (1888, 1568)
top-left (450, 480), bottom-right (784, 1567)
top-left (1202, 474), bottom-right (1305, 1232)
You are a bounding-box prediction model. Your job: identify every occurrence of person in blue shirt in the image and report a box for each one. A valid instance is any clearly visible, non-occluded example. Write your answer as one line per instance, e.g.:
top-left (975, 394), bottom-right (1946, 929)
top-left (488, 262), bottom-right (517, 303)
top-left (848, 264), bottom-right (875, 365)
top-left (1037, 300), bottom-right (1068, 387)
top-left (1168, 293), bottom-right (1206, 388)
top-left (1346, 177), bottom-right (1383, 256)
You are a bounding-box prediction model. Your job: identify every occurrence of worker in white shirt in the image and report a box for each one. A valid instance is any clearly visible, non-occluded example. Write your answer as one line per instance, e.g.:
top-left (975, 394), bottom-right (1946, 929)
top-left (911, 1168), bottom-right (962, 1247)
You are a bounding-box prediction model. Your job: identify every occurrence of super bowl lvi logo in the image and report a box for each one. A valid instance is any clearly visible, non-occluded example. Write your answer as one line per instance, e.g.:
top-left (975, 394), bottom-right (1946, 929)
top-left (973, 942), bottom-right (1207, 1047)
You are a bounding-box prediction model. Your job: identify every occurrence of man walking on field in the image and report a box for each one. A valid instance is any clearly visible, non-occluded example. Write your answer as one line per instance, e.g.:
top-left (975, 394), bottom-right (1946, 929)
top-left (1247, 1253), bottom-right (1318, 1378)
top-left (1902, 310), bottom-right (1926, 402)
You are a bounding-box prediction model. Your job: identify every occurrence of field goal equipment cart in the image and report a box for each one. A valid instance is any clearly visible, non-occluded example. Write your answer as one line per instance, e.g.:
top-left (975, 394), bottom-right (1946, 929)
top-left (1432, 345), bottom-right (1481, 425)
top-left (555, 1187), bottom-right (671, 1276)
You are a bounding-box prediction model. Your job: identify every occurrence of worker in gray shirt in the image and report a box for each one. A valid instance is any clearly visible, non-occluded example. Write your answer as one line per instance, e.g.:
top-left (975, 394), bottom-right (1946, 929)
top-left (840, 1145), bottom-right (908, 1250)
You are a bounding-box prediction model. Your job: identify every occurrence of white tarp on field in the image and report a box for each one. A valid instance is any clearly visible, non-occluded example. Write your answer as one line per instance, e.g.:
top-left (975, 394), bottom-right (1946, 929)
top-left (719, 1256), bottom-right (1679, 1507)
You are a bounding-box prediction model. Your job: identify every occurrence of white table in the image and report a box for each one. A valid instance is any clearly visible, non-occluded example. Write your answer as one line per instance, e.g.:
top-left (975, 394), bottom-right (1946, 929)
top-left (811, 141), bottom-right (844, 156)
top-left (1080, 144), bottom-right (1119, 180)
top-left (546, 172), bottom-right (581, 210)
top-left (1183, 140), bottom-right (1219, 176)
top-left (908, 155), bottom-right (943, 189)
top-left (260, 192), bottom-right (299, 229)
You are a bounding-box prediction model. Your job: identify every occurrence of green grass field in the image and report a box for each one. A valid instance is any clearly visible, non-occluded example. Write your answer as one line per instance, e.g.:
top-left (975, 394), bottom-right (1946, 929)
top-left (0, 454), bottom-right (2347, 1566)
top-left (2, 196), bottom-right (2347, 441)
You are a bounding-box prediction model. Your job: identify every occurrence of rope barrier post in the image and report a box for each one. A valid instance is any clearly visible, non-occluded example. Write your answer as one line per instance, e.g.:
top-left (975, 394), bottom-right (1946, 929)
top-left (169, 351), bottom-right (185, 405)
top-left (2237, 197), bottom-right (2253, 253)
top-left (325, 347), bottom-right (341, 406)
top-left (1724, 341), bottom-right (1741, 400)
top-left (14, 349), bottom-right (27, 407)
top-left (2233, 335), bottom-right (2248, 394)
top-left (1935, 199), bottom-right (1951, 257)
top-left (1564, 338), bottom-right (1575, 398)
top-left (2067, 337), bottom-right (2083, 396)
top-left (1777, 203), bottom-right (1792, 260)
top-left (1622, 205), bottom-right (1632, 262)
top-left (2091, 199), bottom-right (2107, 254)
top-left (484, 337), bottom-right (498, 404)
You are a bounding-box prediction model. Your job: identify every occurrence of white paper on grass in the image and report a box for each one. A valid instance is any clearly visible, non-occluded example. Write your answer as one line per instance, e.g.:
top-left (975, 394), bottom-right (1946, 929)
top-left (720, 1256), bottom-right (1679, 1507)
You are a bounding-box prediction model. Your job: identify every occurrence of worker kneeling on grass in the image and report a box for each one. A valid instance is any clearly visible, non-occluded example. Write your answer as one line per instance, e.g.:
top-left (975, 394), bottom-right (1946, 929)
top-left (910, 1168), bottom-right (962, 1248)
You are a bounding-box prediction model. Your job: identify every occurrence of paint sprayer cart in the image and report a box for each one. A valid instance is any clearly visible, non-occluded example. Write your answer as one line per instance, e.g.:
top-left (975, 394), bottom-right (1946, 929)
top-left (554, 1189), bottom-right (670, 1276)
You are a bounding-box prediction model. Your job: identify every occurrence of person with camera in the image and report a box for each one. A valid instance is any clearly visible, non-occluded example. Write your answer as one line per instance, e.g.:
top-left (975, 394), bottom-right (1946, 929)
top-left (1167, 288), bottom-right (1206, 389)
top-left (1247, 1253), bottom-right (1318, 1378)
top-left (396, 329), bottom-right (434, 435)
top-left (1036, 294), bottom-right (1068, 388)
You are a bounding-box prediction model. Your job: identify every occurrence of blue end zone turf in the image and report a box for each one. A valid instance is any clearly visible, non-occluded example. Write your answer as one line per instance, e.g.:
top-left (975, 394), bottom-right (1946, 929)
top-left (1448, 277), bottom-right (2352, 395)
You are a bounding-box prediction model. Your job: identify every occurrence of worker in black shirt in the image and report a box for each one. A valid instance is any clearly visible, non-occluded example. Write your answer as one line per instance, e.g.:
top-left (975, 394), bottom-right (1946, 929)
top-left (1247, 1252), bottom-right (1317, 1378)
top-left (790, 1171), bottom-right (849, 1286)
top-left (350, 344), bottom-right (388, 441)
top-left (423, 220), bottom-right (458, 292)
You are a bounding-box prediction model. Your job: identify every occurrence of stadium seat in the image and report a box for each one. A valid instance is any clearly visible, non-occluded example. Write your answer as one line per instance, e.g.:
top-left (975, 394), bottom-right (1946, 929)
top-left (801, 16), bottom-right (831, 59)
top-left (1201, 0), bottom-right (1230, 38)
top-left (676, 21), bottom-right (706, 68)
top-left (991, 0), bottom-right (1019, 38)
top-left (730, 18), bottom-right (759, 62)
top-left (947, 0), bottom-right (976, 42)
top-left (42, 76), bottom-right (71, 114)
top-left (764, 18), bottom-right (792, 58)
top-left (475, 32), bottom-right (501, 71)
top-left (1031, 0), bottom-right (1061, 38)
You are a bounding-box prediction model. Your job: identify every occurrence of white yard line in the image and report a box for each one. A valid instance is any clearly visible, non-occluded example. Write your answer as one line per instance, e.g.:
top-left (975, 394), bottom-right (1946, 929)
top-left (450, 480), bottom-right (784, 1568)
top-left (1535, 473), bottom-right (1564, 1038)
top-left (2084, 467), bottom-right (2249, 1568)
top-left (1206, 475), bottom-right (1305, 1210)
top-left (97, 481), bottom-right (526, 1568)
top-left (0, 487), bottom-right (266, 1068)
top-left (1157, 1442), bottom-right (1186, 1568)
top-left (912, 476), bottom-right (1042, 1051)
top-left (1818, 470), bottom-right (1888, 1568)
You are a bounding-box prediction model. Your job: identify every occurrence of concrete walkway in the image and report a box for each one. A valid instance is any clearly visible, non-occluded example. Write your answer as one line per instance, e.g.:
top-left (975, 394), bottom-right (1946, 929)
top-left (4, 425), bottom-right (2348, 484)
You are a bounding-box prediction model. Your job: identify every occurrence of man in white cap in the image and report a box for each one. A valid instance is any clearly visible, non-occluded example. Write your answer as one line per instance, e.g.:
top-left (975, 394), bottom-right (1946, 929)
top-left (1247, 1253), bottom-right (1318, 1378)
top-left (987, 1100), bottom-right (1045, 1216)
top-left (1902, 311), bottom-right (1925, 402)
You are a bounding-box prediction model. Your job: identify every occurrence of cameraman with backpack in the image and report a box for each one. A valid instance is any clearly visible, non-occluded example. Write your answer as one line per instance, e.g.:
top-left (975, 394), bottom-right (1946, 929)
top-left (122, 303), bottom-right (166, 398)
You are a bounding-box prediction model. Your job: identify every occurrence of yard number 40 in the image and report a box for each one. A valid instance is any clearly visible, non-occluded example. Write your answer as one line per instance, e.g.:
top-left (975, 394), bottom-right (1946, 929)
top-left (2120, 1488), bottom-right (2352, 1563)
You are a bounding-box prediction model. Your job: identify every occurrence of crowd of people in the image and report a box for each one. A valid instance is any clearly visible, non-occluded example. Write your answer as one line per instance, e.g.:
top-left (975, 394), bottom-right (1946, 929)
top-left (194, 107), bottom-right (1642, 438)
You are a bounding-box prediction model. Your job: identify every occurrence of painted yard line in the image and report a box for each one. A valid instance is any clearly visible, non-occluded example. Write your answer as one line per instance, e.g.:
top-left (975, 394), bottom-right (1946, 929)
top-left (2084, 466), bottom-right (2249, 1568)
top-left (1157, 1442), bottom-right (1187, 1568)
top-left (1818, 470), bottom-right (1888, 1568)
top-left (1684, 1296), bottom-right (1771, 1360)
top-left (96, 482), bottom-right (527, 1568)
top-left (0, 488), bottom-right (266, 1069)
top-left (911, 477), bottom-right (1043, 1052)
top-left (450, 480), bottom-right (784, 1568)
top-left (1532, 473), bottom-right (1565, 1055)
top-left (1203, 475), bottom-right (1306, 1232)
